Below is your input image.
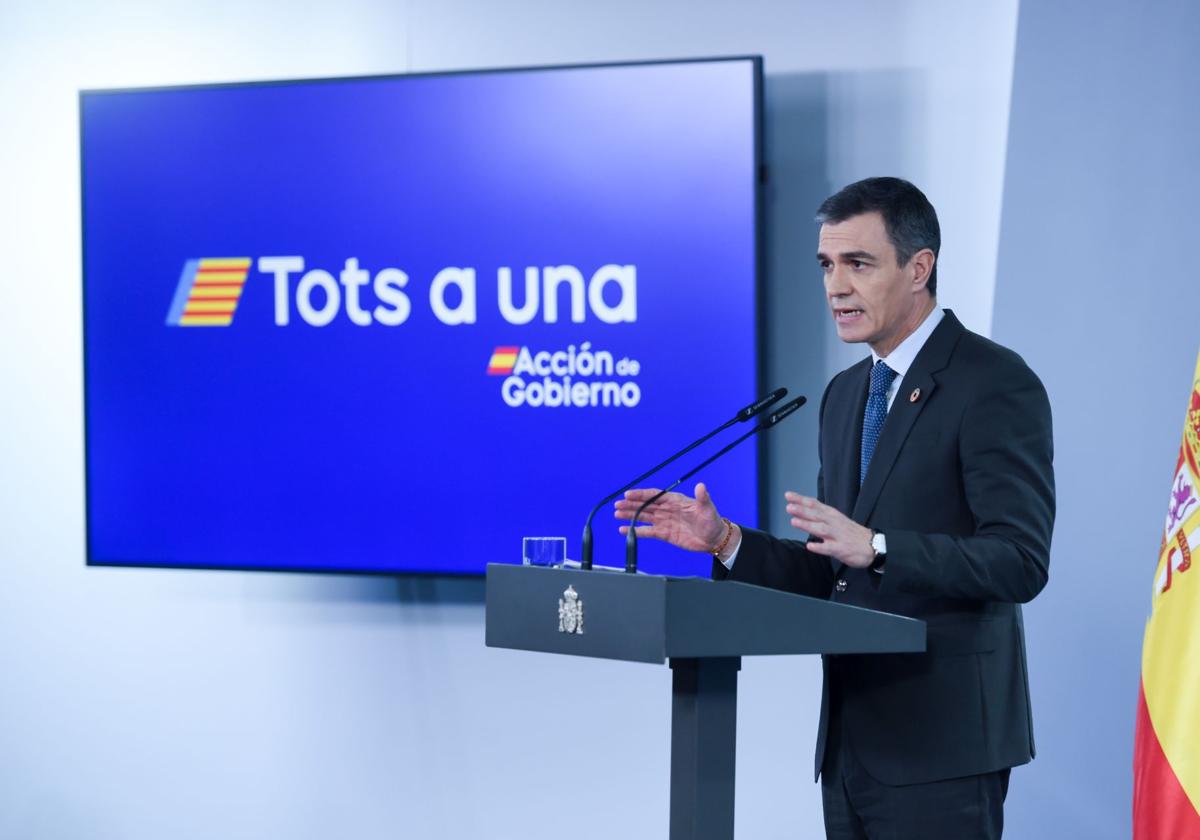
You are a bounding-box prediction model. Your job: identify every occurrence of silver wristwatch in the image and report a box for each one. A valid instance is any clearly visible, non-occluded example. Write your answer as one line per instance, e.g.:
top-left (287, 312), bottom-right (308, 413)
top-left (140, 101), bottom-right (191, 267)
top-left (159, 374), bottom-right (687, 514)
top-left (870, 530), bottom-right (887, 573)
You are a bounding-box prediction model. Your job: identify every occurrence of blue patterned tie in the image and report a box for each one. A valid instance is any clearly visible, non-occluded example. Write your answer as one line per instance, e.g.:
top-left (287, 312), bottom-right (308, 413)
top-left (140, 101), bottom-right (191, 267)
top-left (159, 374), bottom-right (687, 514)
top-left (860, 360), bottom-right (897, 485)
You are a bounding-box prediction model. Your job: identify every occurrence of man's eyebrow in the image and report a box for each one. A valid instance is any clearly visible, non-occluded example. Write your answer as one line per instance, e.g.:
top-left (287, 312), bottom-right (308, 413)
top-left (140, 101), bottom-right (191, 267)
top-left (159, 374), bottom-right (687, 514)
top-left (839, 250), bottom-right (877, 262)
top-left (815, 250), bottom-right (878, 262)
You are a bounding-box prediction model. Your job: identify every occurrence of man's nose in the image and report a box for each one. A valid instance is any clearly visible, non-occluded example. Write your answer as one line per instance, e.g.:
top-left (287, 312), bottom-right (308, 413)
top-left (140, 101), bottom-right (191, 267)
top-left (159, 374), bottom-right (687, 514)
top-left (825, 266), bottom-right (851, 297)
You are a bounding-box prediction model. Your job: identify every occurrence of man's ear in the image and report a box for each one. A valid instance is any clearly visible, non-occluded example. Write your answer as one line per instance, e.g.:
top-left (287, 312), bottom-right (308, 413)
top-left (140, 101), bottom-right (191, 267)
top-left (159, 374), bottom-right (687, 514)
top-left (910, 248), bottom-right (935, 292)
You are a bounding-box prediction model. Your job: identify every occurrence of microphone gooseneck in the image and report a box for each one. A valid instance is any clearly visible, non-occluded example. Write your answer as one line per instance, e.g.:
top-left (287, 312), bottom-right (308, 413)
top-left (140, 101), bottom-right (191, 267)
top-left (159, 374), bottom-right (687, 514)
top-left (579, 388), bottom-right (786, 569)
top-left (624, 395), bottom-right (807, 574)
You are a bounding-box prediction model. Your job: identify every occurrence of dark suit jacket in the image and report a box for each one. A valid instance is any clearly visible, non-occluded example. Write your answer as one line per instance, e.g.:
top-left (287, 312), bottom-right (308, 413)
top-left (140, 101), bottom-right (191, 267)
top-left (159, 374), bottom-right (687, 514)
top-left (714, 310), bottom-right (1055, 786)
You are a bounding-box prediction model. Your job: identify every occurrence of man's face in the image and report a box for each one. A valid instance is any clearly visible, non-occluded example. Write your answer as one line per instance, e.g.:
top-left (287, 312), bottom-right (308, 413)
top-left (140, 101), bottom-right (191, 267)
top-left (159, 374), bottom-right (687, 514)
top-left (817, 211), bottom-right (931, 356)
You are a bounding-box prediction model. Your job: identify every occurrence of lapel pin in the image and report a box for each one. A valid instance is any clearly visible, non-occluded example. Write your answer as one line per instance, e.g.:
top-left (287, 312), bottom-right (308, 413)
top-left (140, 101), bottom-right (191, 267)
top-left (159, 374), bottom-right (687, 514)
top-left (909, 387), bottom-right (921, 403)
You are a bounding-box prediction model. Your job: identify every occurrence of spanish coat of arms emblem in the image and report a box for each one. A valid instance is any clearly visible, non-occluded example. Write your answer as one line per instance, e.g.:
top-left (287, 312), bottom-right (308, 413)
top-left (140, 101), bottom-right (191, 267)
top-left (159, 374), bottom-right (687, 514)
top-left (558, 585), bottom-right (584, 635)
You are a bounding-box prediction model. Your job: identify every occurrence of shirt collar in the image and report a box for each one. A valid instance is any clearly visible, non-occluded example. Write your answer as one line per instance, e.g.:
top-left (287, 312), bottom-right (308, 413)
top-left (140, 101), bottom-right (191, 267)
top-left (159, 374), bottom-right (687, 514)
top-left (871, 306), bottom-right (944, 378)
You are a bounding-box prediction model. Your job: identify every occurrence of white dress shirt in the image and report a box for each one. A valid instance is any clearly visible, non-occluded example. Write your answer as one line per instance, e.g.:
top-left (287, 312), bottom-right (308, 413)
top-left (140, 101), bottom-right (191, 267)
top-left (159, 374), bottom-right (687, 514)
top-left (720, 307), bottom-right (945, 569)
top-left (871, 307), bottom-right (944, 411)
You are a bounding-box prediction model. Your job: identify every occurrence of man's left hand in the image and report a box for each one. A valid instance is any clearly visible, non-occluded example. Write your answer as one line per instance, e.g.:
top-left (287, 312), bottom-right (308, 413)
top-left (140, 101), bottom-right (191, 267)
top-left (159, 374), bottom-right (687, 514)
top-left (784, 491), bottom-right (874, 568)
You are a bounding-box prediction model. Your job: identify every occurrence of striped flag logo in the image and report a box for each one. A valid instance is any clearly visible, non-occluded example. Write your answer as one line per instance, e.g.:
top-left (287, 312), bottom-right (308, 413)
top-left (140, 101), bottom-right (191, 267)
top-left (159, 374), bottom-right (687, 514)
top-left (487, 346), bottom-right (520, 375)
top-left (165, 258), bottom-right (252, 327)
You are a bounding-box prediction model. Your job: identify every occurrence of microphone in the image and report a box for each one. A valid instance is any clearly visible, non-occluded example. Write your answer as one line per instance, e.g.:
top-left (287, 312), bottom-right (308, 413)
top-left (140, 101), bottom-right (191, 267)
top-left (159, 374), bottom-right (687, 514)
top-left (579, 387), bottom-right (787, 569)
top-left (624, 394), bottom-right (807, 574)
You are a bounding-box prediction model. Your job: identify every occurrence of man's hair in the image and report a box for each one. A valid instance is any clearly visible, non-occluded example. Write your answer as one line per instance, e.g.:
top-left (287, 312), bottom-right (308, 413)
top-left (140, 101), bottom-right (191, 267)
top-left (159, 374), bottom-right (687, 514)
top-left (816, 177), bottom-right (940, 295)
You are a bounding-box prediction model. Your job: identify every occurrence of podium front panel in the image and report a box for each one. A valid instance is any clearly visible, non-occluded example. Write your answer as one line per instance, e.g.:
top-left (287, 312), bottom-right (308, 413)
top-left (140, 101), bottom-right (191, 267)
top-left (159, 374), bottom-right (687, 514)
top-left (486, 565), bottom-right (669, 663)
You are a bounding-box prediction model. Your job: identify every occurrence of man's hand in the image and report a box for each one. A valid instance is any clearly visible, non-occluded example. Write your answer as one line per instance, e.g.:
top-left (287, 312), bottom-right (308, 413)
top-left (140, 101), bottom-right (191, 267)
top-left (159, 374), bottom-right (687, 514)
top-left (785, 491), bottom-right (874, 568)
top-left (614, 483), bottom-right (729, 554)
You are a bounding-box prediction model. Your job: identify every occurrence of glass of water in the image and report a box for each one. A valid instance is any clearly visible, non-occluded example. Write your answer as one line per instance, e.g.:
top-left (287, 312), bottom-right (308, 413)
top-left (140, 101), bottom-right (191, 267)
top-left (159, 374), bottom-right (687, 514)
top-left (523, 536), bottom-right (566, 567)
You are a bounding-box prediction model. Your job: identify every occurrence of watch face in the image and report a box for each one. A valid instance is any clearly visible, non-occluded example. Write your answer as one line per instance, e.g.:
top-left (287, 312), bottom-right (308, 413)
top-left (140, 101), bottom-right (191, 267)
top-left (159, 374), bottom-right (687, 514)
top-left (872, 533), bottom-right (887, 555)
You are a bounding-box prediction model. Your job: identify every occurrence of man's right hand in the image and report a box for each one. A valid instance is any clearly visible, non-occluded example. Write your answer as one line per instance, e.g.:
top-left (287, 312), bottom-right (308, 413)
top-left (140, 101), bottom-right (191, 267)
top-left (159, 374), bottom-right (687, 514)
top-left (613, 482), bottom-right (736, 556)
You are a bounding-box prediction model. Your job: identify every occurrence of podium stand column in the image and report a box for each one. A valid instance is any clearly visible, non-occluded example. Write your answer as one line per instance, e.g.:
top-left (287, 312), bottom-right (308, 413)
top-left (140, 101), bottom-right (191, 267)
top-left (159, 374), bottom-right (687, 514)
top-left (669, 656), bottom-right (741, 840)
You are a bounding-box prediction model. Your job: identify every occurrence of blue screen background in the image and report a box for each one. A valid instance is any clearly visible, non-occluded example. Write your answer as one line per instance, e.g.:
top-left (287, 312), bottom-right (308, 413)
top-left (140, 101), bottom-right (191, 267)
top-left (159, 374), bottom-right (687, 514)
top-left (81, 60), bottom-right (760, 576)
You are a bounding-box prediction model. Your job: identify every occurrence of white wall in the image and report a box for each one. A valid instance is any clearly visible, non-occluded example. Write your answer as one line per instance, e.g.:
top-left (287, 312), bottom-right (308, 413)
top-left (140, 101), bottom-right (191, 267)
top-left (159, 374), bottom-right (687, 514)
top-left (0, 2), bottom-right (1019, 837)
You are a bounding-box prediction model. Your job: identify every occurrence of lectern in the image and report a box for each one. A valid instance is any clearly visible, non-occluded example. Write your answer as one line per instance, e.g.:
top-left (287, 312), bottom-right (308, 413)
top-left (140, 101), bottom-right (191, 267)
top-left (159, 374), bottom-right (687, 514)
top-left (485, 564), bottom-right (926, 839)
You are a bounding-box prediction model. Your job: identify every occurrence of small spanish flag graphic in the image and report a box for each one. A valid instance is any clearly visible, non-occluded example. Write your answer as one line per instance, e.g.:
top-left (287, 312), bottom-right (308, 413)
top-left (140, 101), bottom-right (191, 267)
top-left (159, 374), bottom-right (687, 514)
top-left (487, 346), bottom-right (520, 375)
top-left (165, 258), bottom-right (252, 327)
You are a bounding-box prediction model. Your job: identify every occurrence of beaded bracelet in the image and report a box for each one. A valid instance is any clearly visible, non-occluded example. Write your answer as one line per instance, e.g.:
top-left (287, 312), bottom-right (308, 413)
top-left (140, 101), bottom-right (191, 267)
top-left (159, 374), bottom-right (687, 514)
top-left (711, 517), bottom-right (734, 559)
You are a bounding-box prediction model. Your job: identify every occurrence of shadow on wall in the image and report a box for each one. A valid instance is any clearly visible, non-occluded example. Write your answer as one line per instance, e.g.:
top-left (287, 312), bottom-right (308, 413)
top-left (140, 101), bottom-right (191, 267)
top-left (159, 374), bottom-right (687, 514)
top-left (228, 569), bottom-right (488, 610)
top-left (760, 71), bottom-right (832, 533)
top-left (396, 574), bottom-right (486, 605)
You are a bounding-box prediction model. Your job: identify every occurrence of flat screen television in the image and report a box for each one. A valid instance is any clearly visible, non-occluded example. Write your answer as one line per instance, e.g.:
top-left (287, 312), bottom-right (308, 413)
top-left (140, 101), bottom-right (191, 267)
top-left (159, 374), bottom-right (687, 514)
top-left (80, 57), bottom-right (763, 576)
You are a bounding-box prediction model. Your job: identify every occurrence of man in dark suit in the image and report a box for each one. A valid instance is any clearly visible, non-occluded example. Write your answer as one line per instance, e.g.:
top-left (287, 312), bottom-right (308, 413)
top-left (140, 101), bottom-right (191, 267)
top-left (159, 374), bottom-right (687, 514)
top-left (615, 177), bottom-right (1054, 839)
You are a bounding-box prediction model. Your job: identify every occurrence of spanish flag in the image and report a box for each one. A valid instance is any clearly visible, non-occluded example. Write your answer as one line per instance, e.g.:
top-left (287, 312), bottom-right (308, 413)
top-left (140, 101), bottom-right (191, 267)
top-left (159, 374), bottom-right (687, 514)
top-left (1134, 349), bottom-right (1200, 837)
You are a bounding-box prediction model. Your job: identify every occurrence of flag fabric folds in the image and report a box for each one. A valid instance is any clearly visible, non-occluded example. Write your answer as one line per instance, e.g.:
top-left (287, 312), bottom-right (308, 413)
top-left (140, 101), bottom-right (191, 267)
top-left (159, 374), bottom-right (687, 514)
top-left (1134, 350), bottom-right (1200, 837)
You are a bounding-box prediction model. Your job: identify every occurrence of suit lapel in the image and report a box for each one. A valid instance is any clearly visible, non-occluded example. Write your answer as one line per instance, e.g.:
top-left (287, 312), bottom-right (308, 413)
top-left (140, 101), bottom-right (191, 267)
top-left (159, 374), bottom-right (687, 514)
top-left (827, 358), bottom-right (871, 516)
top-left (850, 310), bottom-right (965, 524)
top-left (822, 358), bottom-right (870, 579)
